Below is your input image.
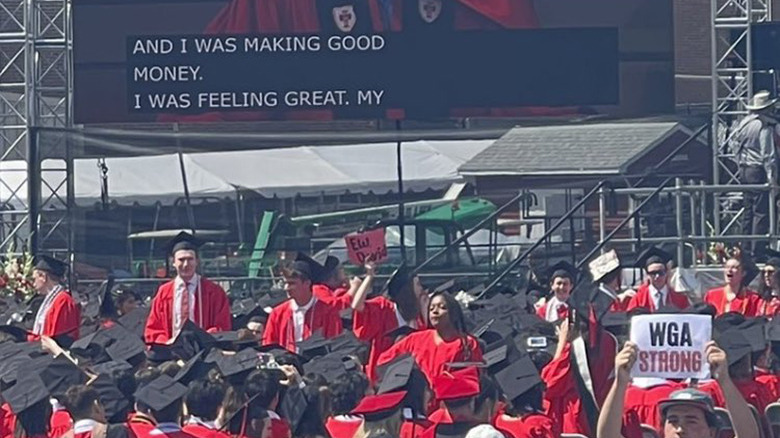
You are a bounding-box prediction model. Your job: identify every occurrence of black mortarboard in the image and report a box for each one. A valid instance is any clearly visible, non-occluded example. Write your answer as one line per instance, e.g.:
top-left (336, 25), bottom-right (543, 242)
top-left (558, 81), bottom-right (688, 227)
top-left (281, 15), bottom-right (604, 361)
top-left (715, 329), bottom-right (753, 365)
top-left (375, 354), bottom-right (428, 396)
top-left (40, 355), bottom-right (88, 397)
top-left (768, 318), bottom-right (780, 342)
top-left (322, 255), bottom-right (341, 280)
top-left (106, 328), bottom-right (146, 363)
top-left (134, 374), bottom-right (187, 411)
top-left (34, 255), bottom-right (67, 278)
top-left (494, 355), bottom-right (543, 403)
top-left (0, 355), bottom-right (30, 386)
top-left (90, 374), bottom-right (131, 422)
top-left (296, 331), bottom-right (329, 361)
top-left (340, 307), bottom-right (354, 331)
top-left (146, 344), bottom-right (175, 364)
top-left (634, 246), bottom-right (673, 269)
top-left (117, 307), bottom-right (151, 340)
top-left (166, 231), bottom-right (205, 256)
top-left (279, 385), bottom-right (309, 434)
top-left (231, 298), bottom-right (268, 330)
top-left (216, 348), bottom-right (261, 379)
top-left (211, 331), bottom-right (258, 350)
top-left (385, 263), bottom-right (414, 301)
top-left (736, 318), bottom-right (767, 353)
top-left (91, 360), bottom-right (133, 377)
top-left (327, 331), bottom-right (366, 358)
top-left (170, 320), bottom-right (217, 360)
top-left (546, 261), bottom-right (577, 283)
top-left (303, 352), bottom-right (353, 381)
top-left (292, 253), bottom-right (322, 281)
top-left (174, 351), bottom-right (215, 385)
top-left (763, 249), bottom-right (780, 269)
top-left (0, 325), bottom-right (28, 343)
top-left (601, 312), bottom-right (631, 333)
top-left (477, 319), bottom-right (516, 346)
top-left (3, 373), bottom-right (49, 414)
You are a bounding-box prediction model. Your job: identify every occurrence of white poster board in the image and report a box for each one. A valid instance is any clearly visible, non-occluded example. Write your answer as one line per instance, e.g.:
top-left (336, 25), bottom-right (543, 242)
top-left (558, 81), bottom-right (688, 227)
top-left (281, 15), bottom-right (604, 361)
top-left (629, 314), bottom-right (712, 380)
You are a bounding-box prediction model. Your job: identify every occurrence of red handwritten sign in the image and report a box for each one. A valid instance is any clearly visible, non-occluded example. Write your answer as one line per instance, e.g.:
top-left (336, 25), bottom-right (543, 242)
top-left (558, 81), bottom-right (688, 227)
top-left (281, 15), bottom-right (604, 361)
top-left (345, 228), bottom-right (388, 265)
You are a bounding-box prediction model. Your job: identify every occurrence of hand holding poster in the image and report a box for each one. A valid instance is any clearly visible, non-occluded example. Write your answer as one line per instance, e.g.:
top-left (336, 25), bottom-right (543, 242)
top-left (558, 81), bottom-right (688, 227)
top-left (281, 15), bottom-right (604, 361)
top-left (345, 228), bottom-right (387, 265)
top-left (630, 314), bottom-right (712, 380)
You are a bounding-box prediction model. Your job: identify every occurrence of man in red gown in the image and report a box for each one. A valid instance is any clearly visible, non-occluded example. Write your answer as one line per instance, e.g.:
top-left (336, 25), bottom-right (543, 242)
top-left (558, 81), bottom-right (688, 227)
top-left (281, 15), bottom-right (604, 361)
top-left (626, 246), bottom-right (691, 313)
top-left (261, 258), bottom-right (342, 353)
top-left (29, 255), bottom-right (80, 342)
top-left (536, 261), bottom-right (576, 322)
top-left (588, 250), bottom-right (633, 312)
top-left (144, 232), bottom-right (232, 344)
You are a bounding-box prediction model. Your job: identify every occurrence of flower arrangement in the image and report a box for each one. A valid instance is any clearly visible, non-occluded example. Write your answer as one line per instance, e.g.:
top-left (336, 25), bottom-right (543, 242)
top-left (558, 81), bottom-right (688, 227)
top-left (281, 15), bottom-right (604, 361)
top-left (0, 246), bottom-right (35, 301)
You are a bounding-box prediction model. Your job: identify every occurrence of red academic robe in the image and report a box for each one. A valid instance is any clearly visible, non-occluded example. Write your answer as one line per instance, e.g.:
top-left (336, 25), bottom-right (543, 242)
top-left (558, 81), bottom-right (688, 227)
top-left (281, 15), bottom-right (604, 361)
top-left (324, 417), bottom-right (363, 438)
top-left (762, 296), bottom-right (780, 318)
top-left (27, 290), bottom-right (80, 342)
top-left (312, 284), bottom-right (352, 311)
top-left (625, 284), bottom-right (691, 313)
top-left (623, 380), bottom-right (684, 435)
top-left (703, 287), bottom-right (762, 316)
top-left (733, 378), bottom-right (777, 416)
top-left (535, 301), bottom-right (569, 322)
top-left (143, 277), bottom-right (232, 344)
top-left (400, 418), bottom-right (433, 438)
top-left (376, 329), bottom-right (483, 389)
top-left (261, 298), bottom-right (342, 352)
top-left (136, 424), bottom-right (197, 438)
top-left (125, 414), bottom-right (157, 438)
top-left (50, 407), bottom-right (74, 438)
top-left (494, 413), bottom-right (557, 438)
top-left (540, 343), bottom-right (589, 436)
top-left (694, 380), bottom-right (726, 408)
top-left (353, 296), bottom-right (424, 383)
top-left (0, 403), bottom-right (12, 438)
top-left (756, 370), bottom-right (780, 401)
top-left (181, 424), bottom-right (230, 438)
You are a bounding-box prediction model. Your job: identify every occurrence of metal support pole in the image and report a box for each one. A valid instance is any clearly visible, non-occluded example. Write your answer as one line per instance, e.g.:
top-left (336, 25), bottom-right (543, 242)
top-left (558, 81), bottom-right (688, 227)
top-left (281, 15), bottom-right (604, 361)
top-left (770, 180), bottom-right (777, 249)
top-left (66, 136), bottom-right (75, 290)
top-left (598, 185), bottom-right (607, 251)
top-left (396, 120), bottom-right (406, 264)
top-left (27, 127), bottom-right (40, 254)
top-left (675, 178), bottom-right (684, 266)
top-left (699, 180), bottom-right (706, 266)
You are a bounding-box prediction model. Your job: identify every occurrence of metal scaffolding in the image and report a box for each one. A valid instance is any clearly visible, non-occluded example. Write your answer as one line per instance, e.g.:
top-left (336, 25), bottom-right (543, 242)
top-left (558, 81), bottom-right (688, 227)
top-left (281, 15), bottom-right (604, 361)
top-left (711, 0), bottom-right (772, 234)
top-left (0, 0), bottom-right (71, 256)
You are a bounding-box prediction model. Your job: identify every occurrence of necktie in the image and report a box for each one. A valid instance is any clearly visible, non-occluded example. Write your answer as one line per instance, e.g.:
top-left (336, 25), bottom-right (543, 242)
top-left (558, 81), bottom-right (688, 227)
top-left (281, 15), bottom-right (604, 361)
top-left (180, 282), bottom-right (190, 324)
top-left (655, 291), bottom-right (663, 309)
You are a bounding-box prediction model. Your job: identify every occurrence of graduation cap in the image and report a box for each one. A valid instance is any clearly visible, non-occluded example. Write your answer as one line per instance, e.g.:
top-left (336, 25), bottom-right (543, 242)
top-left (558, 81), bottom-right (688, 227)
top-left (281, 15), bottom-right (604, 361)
top-left (117, 307), bottom-right (150, 340)
top-left (134, 374), bottom-right (187, 411)
top-left (763, 249), bottom-right (780, 269)
top-left (0, 325), bottom-right (28, 343)
top-left (216, 348), bottom-right (261, 379)
top-left (350, 391), bottom-right (407, 422)
top-left (2, 373), bottom-right (50, 414)
top-left (432, 367), bottom-right (480, 402)
top-left (546, 261), bottom-right (577, 283)
top-left (174, 351), bottom-right (215, 385)
top-left (278, 385), bottom-right (310, 435)
top-left (211, 331), bottom-right (258, 350)
top-left (105, 328), bottom-right (146, 364)
top-left (146, 344), bottom-right (175, 365)
top-left (290, 252), bottom-right (323, 281)
top-left (303, 352), bottom-right (355, 381)
top-left (385, 263), bottom-right (415, 303)
top-left (0, 355), bottom-right (31, 387)
top-left (494, 355), bottom-right (543, 404)
top-left (588, 250), bottom-right (621, 283)
top-left (321, 255), bottom-right (341, 280)
top-left (89, 373), bottom-right (131, 422)
top-left (601, 312), bottom-right (631, 335)
top-left (736, 318), bottom-right (767, 353)
top-left (296, 331), bottom-right (329, 361)
top-left (715, 329), bottom-right (753, 366)
top-left (166, 231), bottom-right (205, 256)
top-left (634, 246), bottom-right (673, 270)
top-left (231, 298), bottom-right (269, 330)
top-left (34, 255), bottom-right (68, 278)
top-left (39, 355), bottom-right (88, 397)
top-left (476, 319), bottom-right (516, 346)
top-left (327, 331), bottom-right (367, 358)
top-left (91, 360), bottom-right (133, 377)
top-left (170, 320), bottom-right (217, 360)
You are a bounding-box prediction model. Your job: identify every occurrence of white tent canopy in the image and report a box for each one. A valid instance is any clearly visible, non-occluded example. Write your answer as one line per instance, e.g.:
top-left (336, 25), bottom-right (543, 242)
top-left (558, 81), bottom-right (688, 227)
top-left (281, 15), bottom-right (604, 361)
top-left (1, 140), bottom-right (493, 207)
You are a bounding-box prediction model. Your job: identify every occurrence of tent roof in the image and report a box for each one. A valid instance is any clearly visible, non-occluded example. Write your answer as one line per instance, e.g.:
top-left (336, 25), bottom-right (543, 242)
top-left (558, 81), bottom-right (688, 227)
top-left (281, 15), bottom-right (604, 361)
top-left (1, 140), bottom-right (493, 207)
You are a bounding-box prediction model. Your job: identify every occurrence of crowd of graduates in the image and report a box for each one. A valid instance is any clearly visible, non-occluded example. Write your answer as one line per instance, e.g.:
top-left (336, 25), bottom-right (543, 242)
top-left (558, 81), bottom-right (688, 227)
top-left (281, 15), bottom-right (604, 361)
top-left (7, 231), bottom-right (780, 438)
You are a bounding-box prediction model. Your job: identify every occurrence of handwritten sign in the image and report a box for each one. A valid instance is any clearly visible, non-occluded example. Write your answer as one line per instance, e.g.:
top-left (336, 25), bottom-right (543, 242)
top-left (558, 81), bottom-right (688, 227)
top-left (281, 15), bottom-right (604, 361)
top-left (345, 228), bottom-right (387, 265)
top-left (630, 314), bottom-right (711, 380)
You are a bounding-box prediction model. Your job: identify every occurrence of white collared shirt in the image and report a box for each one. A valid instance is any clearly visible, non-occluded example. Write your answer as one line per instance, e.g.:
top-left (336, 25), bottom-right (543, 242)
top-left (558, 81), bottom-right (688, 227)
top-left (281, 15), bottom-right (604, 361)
top-left (73, 419), bottom-right (99, 434)
top-left (173, 274), bottom-right (199, 331)
top-left (544, 296), bottom-right (568, 322)
top-left (150, 423), bottom-right (182, 435)
top-left (290, 296), bottom-right (316, 342)
top-left (649, 284), bottom-right (669, 310)
top-left (186, 416), bottom-right (217, 429)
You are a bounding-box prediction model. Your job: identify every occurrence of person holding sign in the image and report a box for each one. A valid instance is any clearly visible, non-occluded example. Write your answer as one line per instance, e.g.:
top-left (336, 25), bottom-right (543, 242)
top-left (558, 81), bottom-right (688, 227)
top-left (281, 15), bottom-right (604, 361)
top-left (297, 253), bottom-right (355, 311)
top-left (704, 253), bottom-right (762, 316)
top-left (626, 246), bottom-right (691, 313)
top-left (535, 261), bottom-right (576, 322)
top-left (597, 340), bottom-right (761, 438)
top-left (261, 257), bottom-right (343, 353)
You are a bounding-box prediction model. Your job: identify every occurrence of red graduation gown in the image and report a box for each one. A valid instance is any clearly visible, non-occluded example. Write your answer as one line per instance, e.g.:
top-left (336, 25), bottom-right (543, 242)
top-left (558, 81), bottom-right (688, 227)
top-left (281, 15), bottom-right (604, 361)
top-left (376, 329), bottom-right (483, 388)
top-left (353, 296), bottom-right (424, 383)
top-left (312, 284), bottom-right (352, 312)
top-left (126, 413), bottom-right (157, 438)
top-left (261, 298), bottom-right (342, 352)
top-left (540, 343), bottom-right (589, 436)
top-left (324, 417), bottom-right (363, 438)
top-left (626, 284), bottom-right (691, 313)
top-left (623, 380), bottom-right (684, 434)
top-left (535, 301), bottom-right (569, 322)
top-left (762, 296), bottom-right (780, 318)
top-left (50, 409), bottom-right (73, 438)
top-left (28, 290), bottom-right (80, 342)
top-left (143, 277), bottom-right (232, 344)
top-left (494, 413), bottom-right (557, 438)
top-left (181, 424), bottom-right (230, 438)
top-left (136, 424), bottom-right (197, 438)
top-left (704, 287), bottom-right (762, 316)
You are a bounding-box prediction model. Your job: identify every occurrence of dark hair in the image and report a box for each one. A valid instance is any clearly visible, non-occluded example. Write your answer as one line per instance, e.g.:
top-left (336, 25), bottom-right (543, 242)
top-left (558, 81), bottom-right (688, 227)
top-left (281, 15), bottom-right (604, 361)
top-left (185, 379), bottom-right (227, 421)
top-left (274, 351), bottom-right (303, 376)
top-left (505, 384), bottom-right (545, 416)
top-left (429, 291), bottom-right (468, 335)
top-left (150, 400), bottom-right (182, 424)
top-left (281, 267), bottom-right (311, 283)
top-left (293, 385), bottom-right (331, 438)
top-left (114, 289), bottom-right (140, 313)
top-left (662, 405), bottom-right (719, 429)
top-left (330, 373), bottom-right (369, 415)
top-left (474, 374), bottom-right (499, 414)
top-left (14, 399), bottom-right (51, 438)
top-left (247, 316), bottom-right (265, 325)
top-left (158, 361), bottom-right (182, 378)
top-left (529, 350), bottom-right (553, 372)
top-left (244, 370), bottom-right (282, 412)
top-left (601, 268), bottom-right (622, 286)
top-left (111, 367), bottom-right (137, 403)
top-left (62, 385), bottom-right (100, 421)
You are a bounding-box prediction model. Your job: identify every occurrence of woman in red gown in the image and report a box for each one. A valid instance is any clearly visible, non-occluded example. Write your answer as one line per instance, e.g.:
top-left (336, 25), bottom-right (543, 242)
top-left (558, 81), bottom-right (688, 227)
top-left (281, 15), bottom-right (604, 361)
top-left (703, 254), bottom-right (762, 316)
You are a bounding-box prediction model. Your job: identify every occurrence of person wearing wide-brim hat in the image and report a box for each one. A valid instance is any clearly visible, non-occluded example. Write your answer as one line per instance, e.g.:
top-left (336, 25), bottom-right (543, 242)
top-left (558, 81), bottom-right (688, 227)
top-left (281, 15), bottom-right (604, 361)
top-left (733, 90), bottom-right (780, 256)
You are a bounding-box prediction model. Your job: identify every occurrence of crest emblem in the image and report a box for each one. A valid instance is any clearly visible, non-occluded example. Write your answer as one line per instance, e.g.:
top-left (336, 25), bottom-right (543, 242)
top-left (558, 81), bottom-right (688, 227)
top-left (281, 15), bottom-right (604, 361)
top-left (419, 0), bottom-right (442, 23)
top-left (332, 5), bottom-right (356, 32)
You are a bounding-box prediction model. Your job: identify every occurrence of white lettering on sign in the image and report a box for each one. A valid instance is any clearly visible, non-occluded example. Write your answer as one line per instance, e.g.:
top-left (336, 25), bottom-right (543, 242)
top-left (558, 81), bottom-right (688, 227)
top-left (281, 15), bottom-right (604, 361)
top-left (630, 314), bottom-right (711, 380)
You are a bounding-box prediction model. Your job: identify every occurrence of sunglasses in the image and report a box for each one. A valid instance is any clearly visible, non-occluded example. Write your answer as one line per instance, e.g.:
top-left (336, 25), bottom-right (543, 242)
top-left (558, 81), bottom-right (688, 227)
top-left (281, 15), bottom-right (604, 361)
top-left (648, 270), bottom-right (666, 277)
